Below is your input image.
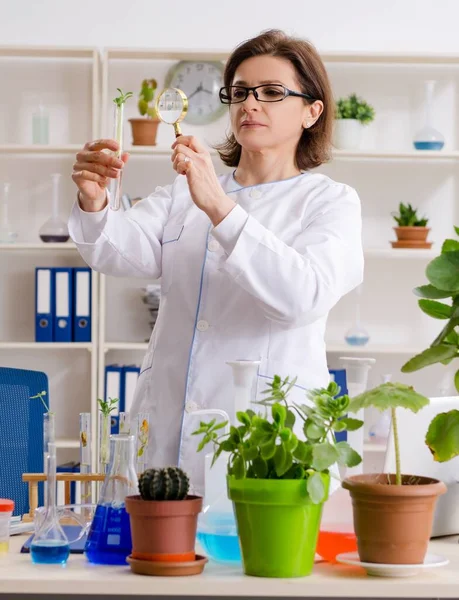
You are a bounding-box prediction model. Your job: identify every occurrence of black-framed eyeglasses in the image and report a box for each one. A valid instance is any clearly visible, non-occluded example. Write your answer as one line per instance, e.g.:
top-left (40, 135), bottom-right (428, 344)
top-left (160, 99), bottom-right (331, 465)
top-left (219, 84), bottom-right (315, 105)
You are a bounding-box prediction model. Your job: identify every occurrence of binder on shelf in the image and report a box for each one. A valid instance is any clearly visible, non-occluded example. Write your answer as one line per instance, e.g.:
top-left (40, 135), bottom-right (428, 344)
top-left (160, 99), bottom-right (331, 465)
top-left (123, 365), bottom-right (141, 413)
top-left (105, 365), bottom-right (124, 434)
top-left (329, 368), bottom-right (349, 443)
top-left (73, 267), bottom-right (92, 342)
top-left (53, 267), bottom-right (73, 342)
top-left (35, 267), bottom-right (54, 342)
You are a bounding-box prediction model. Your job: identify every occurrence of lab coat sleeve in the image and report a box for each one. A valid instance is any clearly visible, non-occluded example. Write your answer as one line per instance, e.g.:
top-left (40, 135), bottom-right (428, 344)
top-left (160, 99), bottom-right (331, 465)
top-left (212, 183), bottom-right (364, 326)
top-left (68, 185), bottom-right (173, 278)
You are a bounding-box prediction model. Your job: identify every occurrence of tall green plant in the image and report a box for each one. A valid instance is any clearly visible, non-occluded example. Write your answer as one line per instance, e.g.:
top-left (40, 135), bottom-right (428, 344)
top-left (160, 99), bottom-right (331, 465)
top-left (348, 382), bottom-right (429, 485)
top-left (193, 376), bottom-right (363, 504)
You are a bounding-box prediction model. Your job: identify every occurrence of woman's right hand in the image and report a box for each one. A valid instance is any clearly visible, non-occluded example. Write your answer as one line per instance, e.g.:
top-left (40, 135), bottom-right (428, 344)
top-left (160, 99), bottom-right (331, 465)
top-left (72, 139), bottom-right (129, 212)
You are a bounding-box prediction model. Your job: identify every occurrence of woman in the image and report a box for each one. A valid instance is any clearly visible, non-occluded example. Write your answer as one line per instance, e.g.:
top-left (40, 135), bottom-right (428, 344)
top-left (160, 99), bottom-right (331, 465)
top-left (69, 29), bottom-right (363, 494)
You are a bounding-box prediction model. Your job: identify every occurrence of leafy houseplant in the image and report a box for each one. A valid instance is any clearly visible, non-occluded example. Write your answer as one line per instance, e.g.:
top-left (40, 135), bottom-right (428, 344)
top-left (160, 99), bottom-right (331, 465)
top-left (334, 93), bottom-right (375, 150)
top-left (129, 78), bottom-right (161, 146)
top-left (343, 382), bottom-right (447, 565)
top-left (125, 467), bottom-right (204, 572)
top-left (194, 376), bottom-right (363, 578)
top-left (391, 202), bottom-right (431, 248)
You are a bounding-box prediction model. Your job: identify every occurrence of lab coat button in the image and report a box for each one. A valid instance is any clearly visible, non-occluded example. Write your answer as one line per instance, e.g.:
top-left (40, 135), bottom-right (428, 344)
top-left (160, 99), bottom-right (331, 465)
top-left (249, 188), bottom-right (262, 199)
top-left (186, 401), bottom-right (199, 413)
top-left (208, 240), bottom-right (220, 252)
top-left (197, 320), bottom-right (209, 332)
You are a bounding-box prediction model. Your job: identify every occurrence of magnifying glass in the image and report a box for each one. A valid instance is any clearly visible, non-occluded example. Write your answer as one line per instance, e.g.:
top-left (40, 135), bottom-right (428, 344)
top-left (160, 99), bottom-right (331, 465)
top-left (154, 87), bottom-right (188, 137)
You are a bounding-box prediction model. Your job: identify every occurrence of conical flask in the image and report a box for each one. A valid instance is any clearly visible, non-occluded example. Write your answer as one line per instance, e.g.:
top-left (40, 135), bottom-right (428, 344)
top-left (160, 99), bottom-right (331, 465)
top-left (30, 442), bottom-right (70, 565)
top-left (196, 360), bottom-right (260, 564)
top-left (344, 284), bottom-right (369, 347)
top-left (85, 434), bottom-right (138, 565)
top-left (0, 183), bottom-right (17, 244)
top-left (39, 173), bottom-right (70, 243)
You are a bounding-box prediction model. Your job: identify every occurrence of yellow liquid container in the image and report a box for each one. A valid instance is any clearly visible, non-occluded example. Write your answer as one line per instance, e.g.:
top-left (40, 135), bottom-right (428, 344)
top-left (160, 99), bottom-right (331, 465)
top-left (0, 499), bottom-right (14, 553)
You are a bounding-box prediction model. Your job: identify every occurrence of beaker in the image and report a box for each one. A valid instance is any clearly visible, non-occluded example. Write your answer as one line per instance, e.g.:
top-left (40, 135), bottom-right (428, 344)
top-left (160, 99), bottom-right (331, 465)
top-left (85, 434), bottom-right (138, 565)
top-left (0, 183), bottom-right (17, 243)
top-left (39, 173), bottom-right (70, 243)
top-left (344, 284), bottom-right (369, 347)
top-left (196, 360), bottom-right (260, 563)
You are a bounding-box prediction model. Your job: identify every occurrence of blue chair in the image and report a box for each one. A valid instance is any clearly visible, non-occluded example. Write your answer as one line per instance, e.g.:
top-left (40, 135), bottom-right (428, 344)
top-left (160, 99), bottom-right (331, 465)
top-left (0, 367), bottom-right (48, 516)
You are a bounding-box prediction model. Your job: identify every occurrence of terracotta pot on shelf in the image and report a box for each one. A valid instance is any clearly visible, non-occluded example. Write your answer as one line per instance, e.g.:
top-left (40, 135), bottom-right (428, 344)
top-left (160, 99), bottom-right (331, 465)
top-left (129, 118), bottom-right (160, 146)
top-left (125, 494), bottom-right (202, 563)
top-left (342, 474), bottom-right (446, 565)
top-left (391, 226), bottom-right (432, 249)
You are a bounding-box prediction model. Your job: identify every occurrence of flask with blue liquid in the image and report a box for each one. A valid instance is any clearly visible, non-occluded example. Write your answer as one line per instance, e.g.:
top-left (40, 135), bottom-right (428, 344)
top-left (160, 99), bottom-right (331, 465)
top-left (85, 434), bottom-right (138, 565)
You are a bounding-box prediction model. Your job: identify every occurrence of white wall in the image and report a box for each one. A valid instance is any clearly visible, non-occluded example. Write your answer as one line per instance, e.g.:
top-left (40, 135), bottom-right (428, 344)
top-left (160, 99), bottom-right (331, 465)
top-left (2, 0), bottom-right (459, 54)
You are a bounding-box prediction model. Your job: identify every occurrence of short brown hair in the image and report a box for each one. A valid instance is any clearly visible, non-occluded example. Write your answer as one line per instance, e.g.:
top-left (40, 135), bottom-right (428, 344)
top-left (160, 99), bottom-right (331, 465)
top-left (215, 29), bottom-right (334, 171)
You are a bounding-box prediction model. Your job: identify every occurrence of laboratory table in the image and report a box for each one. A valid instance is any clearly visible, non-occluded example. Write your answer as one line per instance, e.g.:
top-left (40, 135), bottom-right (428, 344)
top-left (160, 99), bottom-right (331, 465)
top-left (1, 535), bottom-right (459, 599)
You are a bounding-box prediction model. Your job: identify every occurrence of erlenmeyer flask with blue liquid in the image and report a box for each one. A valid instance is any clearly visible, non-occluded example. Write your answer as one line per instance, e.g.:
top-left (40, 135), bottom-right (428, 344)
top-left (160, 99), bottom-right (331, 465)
top-left (85, 434), bottom-right (138, 565)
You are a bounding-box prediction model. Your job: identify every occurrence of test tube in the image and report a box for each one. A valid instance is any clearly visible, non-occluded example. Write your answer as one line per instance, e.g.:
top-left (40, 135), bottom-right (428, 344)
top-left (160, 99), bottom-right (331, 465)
top-left (99, 412), bottom-right (111, 474)
top-left (135, 413), bottom-right (150, 475)
top-left (119, 412), bottom-right (130, 434)
top-left (43, 412), bottom-right (55, 501)
top-left (79, 413), bottom-right (92, 514)
top-left (109, 102), bottom-right (124, 211)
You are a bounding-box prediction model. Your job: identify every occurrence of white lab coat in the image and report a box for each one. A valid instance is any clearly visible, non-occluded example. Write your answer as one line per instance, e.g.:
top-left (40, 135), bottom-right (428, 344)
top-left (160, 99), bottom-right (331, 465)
top-left (68, 171), bottom-right (364, 494)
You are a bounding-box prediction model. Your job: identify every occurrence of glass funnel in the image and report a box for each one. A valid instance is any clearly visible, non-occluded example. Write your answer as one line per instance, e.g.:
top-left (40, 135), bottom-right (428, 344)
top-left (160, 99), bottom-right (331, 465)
top-left (344, 284), bottom-right (369, 347)
top-left (0, 183), bottom-right (17, 243)
top-left (39, 173), bottom-right (70, 243)
top-left (30, 442), bottom-right (70, 565)
top-left (85, 434), bottom-right (138, 565)
top-left (196, 360), bottom-right (260, 564)
top-left (413, 80), bottom-right (445, 151)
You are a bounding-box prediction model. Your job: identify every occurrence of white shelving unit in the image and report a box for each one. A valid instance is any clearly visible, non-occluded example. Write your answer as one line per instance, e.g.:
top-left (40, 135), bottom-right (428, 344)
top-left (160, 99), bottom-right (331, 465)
top-left (0, 45), bottom-right (100, 466)
top-left (4, 45), bottom-right (459, 469)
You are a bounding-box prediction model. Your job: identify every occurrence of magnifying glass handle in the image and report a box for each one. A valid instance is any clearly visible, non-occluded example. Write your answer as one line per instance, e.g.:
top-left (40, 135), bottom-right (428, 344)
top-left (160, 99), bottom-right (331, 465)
top-left (173, 122), bottom-right (183, 138)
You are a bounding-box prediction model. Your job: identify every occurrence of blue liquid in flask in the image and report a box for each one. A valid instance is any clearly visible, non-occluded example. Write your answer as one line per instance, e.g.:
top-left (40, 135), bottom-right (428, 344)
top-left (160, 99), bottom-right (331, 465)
top-left (85, 504), bottom-right (132, 565)
top-left (30, 540), bottom-right (70, 565)
top-left (197, 513), bottom-right (241, 563)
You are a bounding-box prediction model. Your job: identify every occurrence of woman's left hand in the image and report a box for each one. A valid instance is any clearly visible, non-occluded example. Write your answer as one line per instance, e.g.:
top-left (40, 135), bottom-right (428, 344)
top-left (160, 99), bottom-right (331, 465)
top-left (171, 135), bottom-right (235, 225)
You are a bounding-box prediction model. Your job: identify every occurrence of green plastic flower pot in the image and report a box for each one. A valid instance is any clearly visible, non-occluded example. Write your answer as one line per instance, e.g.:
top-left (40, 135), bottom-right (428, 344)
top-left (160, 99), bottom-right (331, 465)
top-left (227, 475), bottom-right (330, 578)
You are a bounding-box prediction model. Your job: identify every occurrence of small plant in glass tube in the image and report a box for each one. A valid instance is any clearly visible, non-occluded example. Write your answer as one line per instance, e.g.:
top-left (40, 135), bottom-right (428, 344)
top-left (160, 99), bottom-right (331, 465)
top-left (110, 88), bottom-right (133, 211)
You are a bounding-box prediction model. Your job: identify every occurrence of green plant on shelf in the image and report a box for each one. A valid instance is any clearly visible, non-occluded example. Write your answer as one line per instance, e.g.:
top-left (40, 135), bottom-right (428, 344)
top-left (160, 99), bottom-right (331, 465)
top-left (335, 93), bottom-right (375, 124)
top-left (392, 202), bottom-right (428, 227)
top-left (138, 79), bottom-right (158, 119)
top-left (193, 376), bottom-right (363, 504)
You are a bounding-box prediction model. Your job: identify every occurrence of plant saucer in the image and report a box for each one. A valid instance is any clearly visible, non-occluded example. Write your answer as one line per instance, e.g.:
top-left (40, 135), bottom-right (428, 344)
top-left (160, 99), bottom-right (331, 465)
top-left (127, 554), bottom-right (208, 577)
top-left (336, 552), bottom-right (449, 577)
top-left (390, 240), bottom-right (433, 249)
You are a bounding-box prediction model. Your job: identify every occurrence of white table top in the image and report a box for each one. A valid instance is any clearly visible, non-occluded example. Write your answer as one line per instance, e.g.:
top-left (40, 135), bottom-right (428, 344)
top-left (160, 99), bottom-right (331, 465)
top-left (1, 535), bottom-right (459, 597)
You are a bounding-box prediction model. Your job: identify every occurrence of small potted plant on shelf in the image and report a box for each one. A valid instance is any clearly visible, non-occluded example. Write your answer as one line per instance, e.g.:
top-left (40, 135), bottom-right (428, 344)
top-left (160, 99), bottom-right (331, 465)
top-left (391, 202), bottom-right (431, 249)
top-left (343, 382), bottom-right (446, 565)
top-left (334, 93), bottom-right (375, 150)
top-left (194, 376), bottom-right (363, 578)
top-left (125, 466), bottom-right (206, 576)
top-left (129, 79), bottom-right (161, 146)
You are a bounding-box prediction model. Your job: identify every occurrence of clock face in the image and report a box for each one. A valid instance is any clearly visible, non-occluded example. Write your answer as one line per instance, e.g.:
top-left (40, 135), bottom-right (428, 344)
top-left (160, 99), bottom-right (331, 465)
top-left (164, 61), bottom-right (226, 125)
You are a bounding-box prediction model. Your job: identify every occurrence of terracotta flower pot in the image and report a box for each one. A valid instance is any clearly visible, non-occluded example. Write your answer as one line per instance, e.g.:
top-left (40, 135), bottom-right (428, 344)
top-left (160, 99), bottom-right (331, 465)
top-left (342, 474), bottom-right (446, 565)
top-left (129, 118), bottom-right (160, 146)
top-left (125, 495), bottom-right (202, 562)
top-left (394, 226), bottom-right (430, 243)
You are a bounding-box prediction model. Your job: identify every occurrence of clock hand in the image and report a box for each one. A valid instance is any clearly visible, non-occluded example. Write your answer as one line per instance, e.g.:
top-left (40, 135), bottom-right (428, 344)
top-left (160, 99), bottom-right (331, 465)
top-left (187, 82), bottom-right (203, 100)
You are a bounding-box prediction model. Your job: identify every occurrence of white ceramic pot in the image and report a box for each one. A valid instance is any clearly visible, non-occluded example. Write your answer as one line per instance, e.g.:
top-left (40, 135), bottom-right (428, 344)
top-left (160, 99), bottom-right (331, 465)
top-left (334, 119), bottom-right (364, 150)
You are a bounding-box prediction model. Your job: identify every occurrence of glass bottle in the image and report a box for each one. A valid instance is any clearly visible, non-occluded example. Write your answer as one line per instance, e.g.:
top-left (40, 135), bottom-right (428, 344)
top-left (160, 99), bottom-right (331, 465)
top-left (32, 102), bottom-right (49, 145)
top-left (0, 183), bottom-right (17, 244)
top-left (344, 284), bottom-right (370, 347)
top-left (31, 442), bottom-right (70, 565)
top-left (85, 434), bottom-right (138, 565)
top-left (39, 173), bottom-right (70, 243)
top-left (413, 80), bottom-right (445, 151)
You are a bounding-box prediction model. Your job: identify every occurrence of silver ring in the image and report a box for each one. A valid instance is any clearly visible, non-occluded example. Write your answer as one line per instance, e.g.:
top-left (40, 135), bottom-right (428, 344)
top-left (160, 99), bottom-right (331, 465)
top-left (184, 157), bottom-right (190, 163)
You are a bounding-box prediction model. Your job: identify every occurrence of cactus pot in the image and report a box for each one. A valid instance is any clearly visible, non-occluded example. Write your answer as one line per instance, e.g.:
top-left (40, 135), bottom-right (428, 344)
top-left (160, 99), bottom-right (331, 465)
top-left (125, 495), bottom-right (202, 562)
top-left (227, 475), bottom-right (329, 578)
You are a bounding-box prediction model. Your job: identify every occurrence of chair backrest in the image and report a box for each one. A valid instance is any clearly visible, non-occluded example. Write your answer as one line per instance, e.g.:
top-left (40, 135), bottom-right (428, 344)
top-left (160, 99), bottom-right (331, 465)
top-left (0, 367), bottom-right (48, 516)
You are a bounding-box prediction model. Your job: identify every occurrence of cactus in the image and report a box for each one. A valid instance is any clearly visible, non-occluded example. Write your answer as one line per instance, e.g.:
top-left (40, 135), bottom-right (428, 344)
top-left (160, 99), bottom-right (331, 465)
top-left (138, 466), bottom-right (190, 501)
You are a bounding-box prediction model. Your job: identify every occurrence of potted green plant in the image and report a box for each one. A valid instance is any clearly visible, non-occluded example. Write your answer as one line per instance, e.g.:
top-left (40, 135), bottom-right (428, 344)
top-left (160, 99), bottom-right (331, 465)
top-left (334, 93), bottom-right (375, 150)
top-left (125, 466), bottom-right (204, 570)
top-left (129, 79), bottom-right (161, 146)
top-left (194, 376), bottom-right (363, 578)
top-left (343, 382), bottom-right (446, 565)
top-left (391, 202), bottom-right (431, 248)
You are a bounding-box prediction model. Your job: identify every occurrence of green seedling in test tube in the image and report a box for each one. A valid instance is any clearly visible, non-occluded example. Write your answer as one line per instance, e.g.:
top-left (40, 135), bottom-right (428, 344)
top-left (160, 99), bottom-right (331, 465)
top-left (110, 88), bottom-right (133, 211)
